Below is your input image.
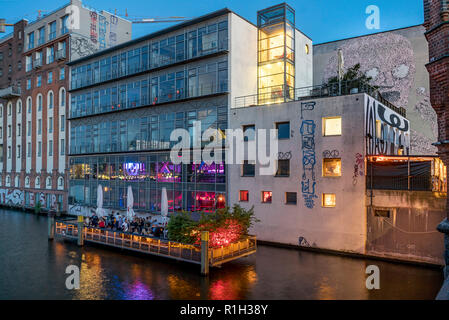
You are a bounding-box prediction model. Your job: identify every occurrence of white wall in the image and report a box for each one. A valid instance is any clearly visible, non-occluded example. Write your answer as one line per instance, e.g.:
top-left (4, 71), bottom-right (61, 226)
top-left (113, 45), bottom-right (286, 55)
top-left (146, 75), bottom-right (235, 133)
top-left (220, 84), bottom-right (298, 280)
top-left (229, 94), bottom-right (368, 254)
top-left (229, 13), bottom-right (258, 108)
top-left (295, 29), bottom-right (313, 88)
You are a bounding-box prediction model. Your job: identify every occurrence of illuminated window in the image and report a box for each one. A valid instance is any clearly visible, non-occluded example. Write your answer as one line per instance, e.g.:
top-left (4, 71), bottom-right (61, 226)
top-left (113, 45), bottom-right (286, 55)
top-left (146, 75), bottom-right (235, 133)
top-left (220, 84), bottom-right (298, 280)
top-left (323, 158), bottom-right (341, 177)
top-left (239, 190), bottom-right (249, 202)
top-left (375, 120), bottom-right (382, 139)
top-left (323, 117), bottom-right (342, 136)
top-left (262, 191), bottom-right (272, 203)
top-left (322, 193), bottom-right (336, 207)
top-left (305, 44), bottom-right (309, 55)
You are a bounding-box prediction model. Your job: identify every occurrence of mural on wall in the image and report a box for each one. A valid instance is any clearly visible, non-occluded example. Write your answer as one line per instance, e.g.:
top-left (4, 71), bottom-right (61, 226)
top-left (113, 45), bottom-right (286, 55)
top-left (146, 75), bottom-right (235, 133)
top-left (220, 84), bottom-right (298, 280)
top-left (70, 36), bottom-right (98, 59)
top-left (322, 32), bottom-right (437, 154)
top-left (109, 15), bottom-right (119, 47)
top-left (365, 96), bottom-right (410, 155)
top-left (300, 102), bottom-right (317, 209)
top-left (322, 150), bottom-right (340, 158)
top-left (98, 14), bottom-right (108, 50)
top-left (90, 11), bottom-right (98, 43)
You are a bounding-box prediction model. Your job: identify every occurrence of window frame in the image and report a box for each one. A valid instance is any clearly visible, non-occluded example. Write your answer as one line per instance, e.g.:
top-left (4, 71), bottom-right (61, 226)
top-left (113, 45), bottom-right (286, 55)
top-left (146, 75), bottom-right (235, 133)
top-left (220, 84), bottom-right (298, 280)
top-left (322, 116), bottom-right (342, 137)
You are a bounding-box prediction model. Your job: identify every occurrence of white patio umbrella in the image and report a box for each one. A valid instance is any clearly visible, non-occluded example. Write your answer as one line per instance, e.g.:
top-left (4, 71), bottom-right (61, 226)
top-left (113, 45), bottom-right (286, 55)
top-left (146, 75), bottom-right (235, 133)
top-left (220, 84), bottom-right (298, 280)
top-left (127, 185), bottom-right (135, 219)
top-left (160, 187), bottom-right (169, 225)
top-left (96, 184), bottom-right (103, 217)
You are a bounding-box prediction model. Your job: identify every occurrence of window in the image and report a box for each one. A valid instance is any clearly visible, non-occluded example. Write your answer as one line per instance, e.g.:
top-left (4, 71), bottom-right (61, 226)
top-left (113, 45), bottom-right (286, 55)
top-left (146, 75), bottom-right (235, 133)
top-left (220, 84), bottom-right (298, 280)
top-left (262, 191), bottom-right (272, 203)
top-left (323, 117), bottom-right (342, 136)
top-left (48, 140), bottom-right (53, 156)
top-left (285, 192), bottom-right (297, 205)
top-left (49, 21), bottom-right (56, 40)
top-left (27, 142), bottom-right (31, 157)
top-left (239, 190), bottom-right (249, 202)
top-left (276, 159), bottom-right (290, 177)
top-left (0, 68), bottom-right (2, 77)
top-left (49, 117), bottom-right (53, 133)
top-left (60, 88), bottom-right (66, 106)
top-left (47, 46), bottom-right (55, 64)
top-left (7, 125), bottom-right (11, 137)
top-left (17, 61), bottom-right (22, 71)
top-left (38, 95), bottom-right (42, 111)
top-left (37, 75), bottom-right (42, 88)
top-left (60, 67), bottom-right (65, 80)
top-left (243, 125), bottom-right (255, 142)
top-left (323, 158), bottom-right (342, 177)
top-left (60, 139), bottom-right (65, 155)
top-left (38, 27), bottom-right (45, 45)
top-left (26, 55), bottom-right (32, 72)
top-left (61, 15), bottom-right (69, 34)
top-left (322, 193), bottom-right (336, 208)
top-left (28, 32), bottom-right (34, 50)
top-left (27, 121), bottom-right (31, 136)
top-left (0, 127), bottom-right (2, 139)
top-left (27, 79), bottom-right (31, 90)
top-left (48, 92), bottom-right (53, 108)
top-left (17, 123), bottom-right (21, 136)
top-left (48, 71), bottom-right (53, 84)
top-left (38, 119), bottom-right (42, 135)
top-left (276, 122), bottom-right (290, 139)
top-left (38, 141), bottom-right (42, 157)
top-left (60, 115), bottom-right (65, 131)
top-left (242, 160), bottom-right (255, 177)
top-left (17, 145), bottom-right (21, 158)
top-left (7, 146), bottom-right (11, 159)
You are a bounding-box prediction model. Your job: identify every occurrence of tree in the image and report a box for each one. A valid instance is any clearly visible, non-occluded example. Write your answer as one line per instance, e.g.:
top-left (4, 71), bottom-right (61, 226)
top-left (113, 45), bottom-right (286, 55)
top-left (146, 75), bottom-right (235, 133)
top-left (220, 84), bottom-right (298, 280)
top-left (325, 63), bottom-right (378, 94)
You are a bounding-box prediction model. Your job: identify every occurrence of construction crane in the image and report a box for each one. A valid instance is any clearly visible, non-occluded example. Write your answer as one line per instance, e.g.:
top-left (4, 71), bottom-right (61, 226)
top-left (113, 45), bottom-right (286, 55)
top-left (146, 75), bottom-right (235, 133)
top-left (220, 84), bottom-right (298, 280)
top-left (0, 19), bottom-right (14, 33)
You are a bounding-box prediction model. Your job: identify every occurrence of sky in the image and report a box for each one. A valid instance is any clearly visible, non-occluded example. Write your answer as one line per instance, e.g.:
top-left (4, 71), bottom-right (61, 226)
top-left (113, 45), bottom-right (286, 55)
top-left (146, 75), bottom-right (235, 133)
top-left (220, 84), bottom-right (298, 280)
top-left (0, 0), bottom-right (424, 44)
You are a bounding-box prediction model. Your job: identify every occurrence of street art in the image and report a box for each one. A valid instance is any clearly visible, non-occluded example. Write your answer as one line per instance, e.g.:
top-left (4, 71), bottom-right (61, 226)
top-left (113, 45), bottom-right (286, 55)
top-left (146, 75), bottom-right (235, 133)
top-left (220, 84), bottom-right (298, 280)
top-left (278, 151), bottom-right (292, 160)
top-left (90, 11), bottom-right (98, 44)
top-left (70, 36), bottom-right (98, 58)
top-left (0, 189), bottom-right (24, 206)
top-left (298, 237), bottom-right (311, 247)
top-left (98, 15), bottom-right (107, 50)
top-left (365, 96), bottom-right (410, 155)
top-left (322, 31), bottom-right (437, 154)
top-left (300, 102), bottom-right (317, 209)
top-left (322, 150), bottom-right (340, 158)
top-left (109, 15), bottom-right (118, 47)
top-left (353, 153), bottom-right (364, 185)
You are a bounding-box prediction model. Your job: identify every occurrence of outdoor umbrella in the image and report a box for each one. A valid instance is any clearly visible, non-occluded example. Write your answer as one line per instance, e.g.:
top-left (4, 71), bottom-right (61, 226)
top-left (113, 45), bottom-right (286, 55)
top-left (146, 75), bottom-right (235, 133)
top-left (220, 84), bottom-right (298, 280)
top-left (161, 187), bottom-right (169, 225)
top-left (127, 185), bottom-right (135, 218)
top-left (96, 184), bottom-right (103, 217)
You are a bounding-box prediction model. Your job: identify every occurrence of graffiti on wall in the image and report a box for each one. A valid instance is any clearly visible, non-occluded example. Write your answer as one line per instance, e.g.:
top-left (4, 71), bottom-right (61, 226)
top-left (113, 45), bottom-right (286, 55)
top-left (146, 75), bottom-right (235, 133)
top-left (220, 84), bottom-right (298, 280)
top-left (322, 31), bottom-right (437, 154)
top-left (323, 150), bottom-right (340, 158)
top-left (353, 153), bottom-right (364, 185)
top-left (70, 36), bottom-right (97, 58)
top-left (90, 11), bottom-right (98, 43)
top-left (109, 15), bottom-right (118, 47)
top-left (0, 189), bottom-right (24, 205)
top-left (300, 102), bottom-right (317, 209)
top-left (98, 14), bottom-right (108, 50)
top-left (278, 151), bottom-right (292, 160)
top-left (365, 96), bottom-right (410, 155)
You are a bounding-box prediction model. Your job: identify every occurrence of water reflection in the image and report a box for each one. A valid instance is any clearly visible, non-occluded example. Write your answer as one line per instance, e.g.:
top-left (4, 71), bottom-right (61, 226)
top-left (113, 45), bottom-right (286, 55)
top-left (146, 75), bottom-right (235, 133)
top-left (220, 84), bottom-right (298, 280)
top-left (0, 209), bottom-right (443, 300)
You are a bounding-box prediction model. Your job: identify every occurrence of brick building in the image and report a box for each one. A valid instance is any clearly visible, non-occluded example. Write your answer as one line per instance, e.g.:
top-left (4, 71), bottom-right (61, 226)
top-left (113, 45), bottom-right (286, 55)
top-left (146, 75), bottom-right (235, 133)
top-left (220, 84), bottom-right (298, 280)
top-left (423, 0), bottom-right (449, 277)
top-left (0, 0), bottom-right (131, 212)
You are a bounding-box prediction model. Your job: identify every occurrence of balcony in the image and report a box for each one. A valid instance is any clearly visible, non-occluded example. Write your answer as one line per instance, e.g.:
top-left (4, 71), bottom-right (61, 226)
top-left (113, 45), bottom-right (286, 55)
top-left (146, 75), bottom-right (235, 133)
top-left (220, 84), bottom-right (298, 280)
top-left (235, 80), bottom-right (407, 117)
top-left (56, 49), bottom-right (66, 61)
top-left (34, 59), bottom-right (42, 69)
top-left (0, 86), bottom-right (21, 99)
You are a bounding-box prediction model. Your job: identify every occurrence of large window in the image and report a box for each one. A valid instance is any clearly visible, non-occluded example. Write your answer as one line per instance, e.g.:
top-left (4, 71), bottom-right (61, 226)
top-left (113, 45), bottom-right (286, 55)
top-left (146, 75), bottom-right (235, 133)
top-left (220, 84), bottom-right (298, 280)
top-left (243, 125), bottom-right (255, 142)
top-left (323, 117), bottom-right (342, 136)
top-left (323, 158), bottom-right (341, 177)
top-left (322, 193), bottom-right (336, 208)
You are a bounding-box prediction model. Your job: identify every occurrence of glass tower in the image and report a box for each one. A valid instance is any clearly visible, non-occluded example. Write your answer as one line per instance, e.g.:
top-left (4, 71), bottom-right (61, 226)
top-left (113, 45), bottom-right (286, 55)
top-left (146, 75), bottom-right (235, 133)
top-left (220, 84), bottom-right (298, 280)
top-left (257, 3), bottom-right (295, 105)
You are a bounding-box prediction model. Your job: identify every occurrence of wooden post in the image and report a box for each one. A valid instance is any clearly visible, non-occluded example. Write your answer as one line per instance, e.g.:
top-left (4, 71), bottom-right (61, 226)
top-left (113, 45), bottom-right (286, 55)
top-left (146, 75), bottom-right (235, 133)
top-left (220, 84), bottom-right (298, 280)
top-left (77, 215), bottom-right (84, 246)
top-left (48, 211), bottom-right (55, 240)
top-left (201, 231), bottom-right (209, 276)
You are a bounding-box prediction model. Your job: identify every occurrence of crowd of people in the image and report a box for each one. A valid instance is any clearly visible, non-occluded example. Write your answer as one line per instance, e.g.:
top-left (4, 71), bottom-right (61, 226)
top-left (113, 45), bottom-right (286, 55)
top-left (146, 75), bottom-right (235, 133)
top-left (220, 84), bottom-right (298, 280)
top-left (85, 213), bottom-right (167, 238)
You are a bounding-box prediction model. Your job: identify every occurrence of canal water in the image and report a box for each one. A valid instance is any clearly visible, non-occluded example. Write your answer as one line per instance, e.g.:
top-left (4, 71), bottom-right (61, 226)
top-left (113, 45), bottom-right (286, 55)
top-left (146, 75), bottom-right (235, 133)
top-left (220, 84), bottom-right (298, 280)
top-left (0, 208), bottom-right (443, 300)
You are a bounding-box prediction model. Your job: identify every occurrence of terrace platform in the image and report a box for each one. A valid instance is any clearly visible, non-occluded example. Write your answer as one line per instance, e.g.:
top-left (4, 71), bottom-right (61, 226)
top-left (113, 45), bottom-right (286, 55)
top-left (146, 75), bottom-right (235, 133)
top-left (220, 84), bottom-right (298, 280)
top-left (55, 220), bottom-right (257, 269)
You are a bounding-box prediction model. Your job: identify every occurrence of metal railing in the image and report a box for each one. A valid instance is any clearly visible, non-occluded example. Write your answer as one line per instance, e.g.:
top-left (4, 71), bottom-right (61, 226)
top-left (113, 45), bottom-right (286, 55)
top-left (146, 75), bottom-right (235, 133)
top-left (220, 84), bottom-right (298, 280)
top-left (55, 220), bottom-right (256, 267)
top-left (235, 81), bottom-right (407, 117)
top-left (0, 85), bottom-right (21, 98)
top-left (33, 58), bottom-right (42, 68)
top-left (366, 175), bottom-right (446, 192)
top-left (56, 49), bottom-right (66, 60)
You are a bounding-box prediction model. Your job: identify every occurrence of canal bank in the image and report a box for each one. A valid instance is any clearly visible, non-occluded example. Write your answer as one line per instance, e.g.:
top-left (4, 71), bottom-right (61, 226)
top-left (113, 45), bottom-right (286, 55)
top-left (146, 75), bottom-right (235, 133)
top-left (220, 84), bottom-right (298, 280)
top-left (0, 208), bottom-right (443, 299)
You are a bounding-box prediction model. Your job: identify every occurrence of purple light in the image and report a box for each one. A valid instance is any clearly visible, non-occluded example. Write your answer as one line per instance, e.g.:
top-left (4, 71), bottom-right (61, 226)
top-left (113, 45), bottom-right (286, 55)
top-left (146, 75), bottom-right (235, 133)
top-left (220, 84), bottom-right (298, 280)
top-left (124, 162), bottom-right (146, 176)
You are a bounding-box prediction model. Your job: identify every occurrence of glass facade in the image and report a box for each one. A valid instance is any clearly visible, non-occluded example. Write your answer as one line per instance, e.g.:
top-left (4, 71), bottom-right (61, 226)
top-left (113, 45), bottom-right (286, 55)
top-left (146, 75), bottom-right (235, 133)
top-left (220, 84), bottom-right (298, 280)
top-left (70, 20), bottom-right (228, 91)
top-left (69, 154), bottom-right (226, 213)
top-left (257, 4), bottom-right (295, 105)
top-left (70, 59), bottom-right (228, 118)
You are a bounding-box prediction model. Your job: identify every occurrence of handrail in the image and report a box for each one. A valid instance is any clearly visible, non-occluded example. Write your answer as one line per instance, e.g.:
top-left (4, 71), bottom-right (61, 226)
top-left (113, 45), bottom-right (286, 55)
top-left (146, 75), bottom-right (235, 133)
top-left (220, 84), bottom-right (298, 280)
top-left (235, 80), bottom-right (407, 118)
